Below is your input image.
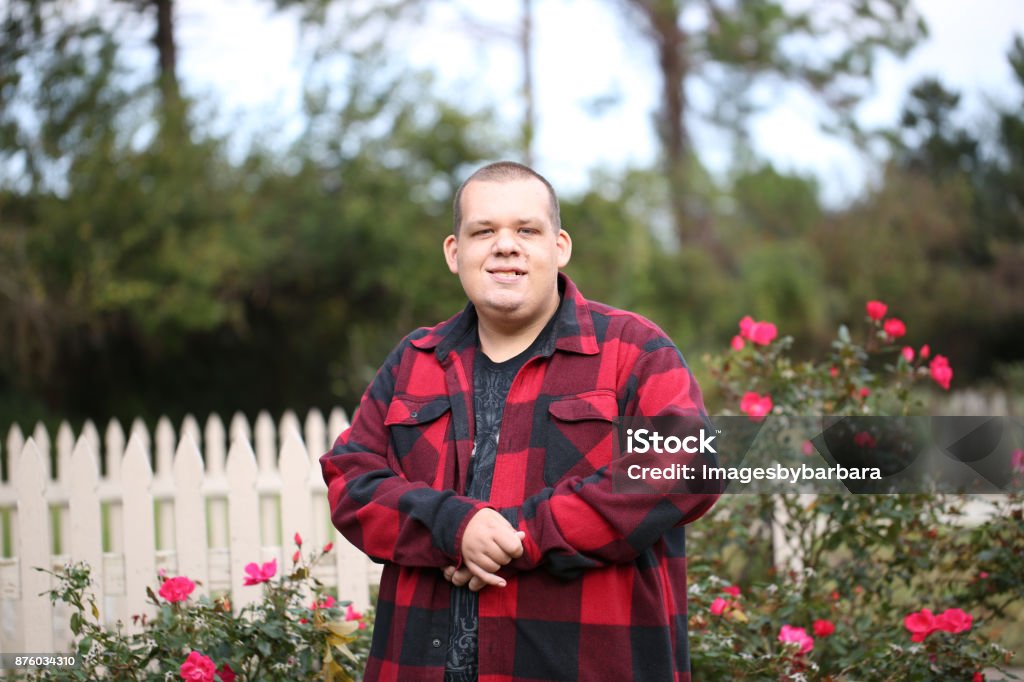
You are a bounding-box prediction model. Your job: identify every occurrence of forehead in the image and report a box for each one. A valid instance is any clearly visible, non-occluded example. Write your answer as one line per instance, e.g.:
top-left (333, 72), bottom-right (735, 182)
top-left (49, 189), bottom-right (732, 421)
top-left (460, 178), bottom-right (553, 225)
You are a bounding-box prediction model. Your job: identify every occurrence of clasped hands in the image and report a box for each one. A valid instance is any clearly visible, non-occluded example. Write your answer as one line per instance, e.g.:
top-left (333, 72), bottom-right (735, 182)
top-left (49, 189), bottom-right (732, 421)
top-left (442, 507), bottom-right (524, 592)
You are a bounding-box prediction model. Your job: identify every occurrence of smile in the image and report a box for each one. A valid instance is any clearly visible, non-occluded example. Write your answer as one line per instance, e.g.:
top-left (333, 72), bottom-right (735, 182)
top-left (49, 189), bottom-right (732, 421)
top-left (488, 269), bottom-right (526, 282)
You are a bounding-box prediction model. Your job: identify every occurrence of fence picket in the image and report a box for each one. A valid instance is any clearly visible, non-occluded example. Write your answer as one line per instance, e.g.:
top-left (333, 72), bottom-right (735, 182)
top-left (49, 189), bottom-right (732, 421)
top-left (81, 421), bottom-right (100, 468)
top-left (53, 423), bottom-right (75, 556)
top-left (153, 418), bottom-right (177, 551)
top-left (225, 437), bottom-right (260, 611)
top-left (183, 414), bottom-right (201, 448)
top-left (32, 423), bottom-right (51, 480)
top-left (173, 435), bottom-right (209, 593)
top-left (280, 430), bottom-right (312, 553)
top-left (104, 419), bottom-right (126, 479)
top-left (69, 436), bottom-right (103, 595)
top-left (16, 438), bottom-right (54, 651)
top-left (229, 412), bottom-right (250, 445)
top-left (5, 424), bottom-right (24, 484)
top-left (205, 415), bottom-right (227, 476)
top-left (121, 434), bottom-right (156, 634)
top-left (254, 412), bottom-right (279, 546)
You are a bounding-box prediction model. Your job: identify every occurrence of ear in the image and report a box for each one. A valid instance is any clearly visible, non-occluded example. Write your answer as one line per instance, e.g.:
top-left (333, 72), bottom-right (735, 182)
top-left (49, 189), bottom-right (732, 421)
top-left (556, 229), bottom-right (572, 268)
top-left (443, 234), bottom-right (459, 274)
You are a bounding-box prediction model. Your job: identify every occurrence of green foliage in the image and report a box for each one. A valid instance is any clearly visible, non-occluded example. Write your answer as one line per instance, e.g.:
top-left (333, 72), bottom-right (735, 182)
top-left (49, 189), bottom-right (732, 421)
top-left (689, 304), bottom-right (1023, 680)
top-left (28, 539), bottom-right (372, 681)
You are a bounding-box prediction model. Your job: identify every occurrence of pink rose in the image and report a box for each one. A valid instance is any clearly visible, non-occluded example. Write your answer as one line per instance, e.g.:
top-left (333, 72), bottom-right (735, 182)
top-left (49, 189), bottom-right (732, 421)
top-left (904, 608), bottom-right (938, 642)
top-left (159, 576), bottom-right (196, 603)
top-left (929, 355), bottom-right (953, 390)
top-left (311, 594), bottom-right (337, 610)
top-left (216, 664), bottom-right (236, 682)
top-left (859, 387), bottom-right (871, 399)
top-left (738, 316), bottom-right (778, 345)
top-left (294, 532), bottom-right (302, 547)
top-left (936, 608), bottom-right (972, 634)
top-left (722, 585), bottom-right (741, 597)
top-left (243, 558), bottom-right (277, 586)
top-left (801, 440), bottom-right (814, 456)
top-left (710, 597), bottom-right (729, 616)
top-left (829, 366), bottom-right (839, 378)
top-left (731, 335), bottom-right (746, 351)
top-left (812, 619), bottom-right (835, 637)
top-left (346, 603), bottom-right (366, 629)
top-left (740, 392), bottom-right (773, 422)
top-left (901, 346), bottom-right (915, 362)
top-left (180, 651), bottom-right (216, 682)
top-left (323, 542), bottom-right (334, 553)
top-left (778, 625), bottom-right (814, 655)
top-left (292, 550), bottom-right (300, 564)
top-left (853, 431), bottom-right (876, 449)
top-left (919, 344), bottom-right (930, 359)
top-left (974, 672), bottom-right (985, 682)
top-left (866, 300), bottom-right (887, 321)
top-left (1011, 449), bottom-right (1024, 474)
top-left (883, 318), bottom-right (906, 340)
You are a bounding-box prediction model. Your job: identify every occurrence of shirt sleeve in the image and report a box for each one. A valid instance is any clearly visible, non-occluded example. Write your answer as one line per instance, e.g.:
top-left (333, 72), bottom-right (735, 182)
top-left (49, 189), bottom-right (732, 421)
top-left (506, 343), bottom-right (721, 578)
top-left (319, 339), bottom-right (488, 568)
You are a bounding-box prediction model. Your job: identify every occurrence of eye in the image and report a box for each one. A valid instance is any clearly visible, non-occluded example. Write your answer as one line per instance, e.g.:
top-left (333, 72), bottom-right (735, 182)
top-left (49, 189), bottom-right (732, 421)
top-left (518, 227), bottom-right (539, 235)
top-left (473, 228), bottom-right (493, 237)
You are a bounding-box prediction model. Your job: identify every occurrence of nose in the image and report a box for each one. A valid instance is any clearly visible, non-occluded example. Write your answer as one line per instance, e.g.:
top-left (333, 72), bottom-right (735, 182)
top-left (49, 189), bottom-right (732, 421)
top-left (492, 229), bottom-right (520, 255)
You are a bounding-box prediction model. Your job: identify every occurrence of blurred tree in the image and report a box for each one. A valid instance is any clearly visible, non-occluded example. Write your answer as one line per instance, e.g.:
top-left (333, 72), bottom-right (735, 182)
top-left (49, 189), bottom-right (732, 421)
top-left (890, 78), bottom-right (979, 179)
top-left (614, 0), bottom-right (926, 258)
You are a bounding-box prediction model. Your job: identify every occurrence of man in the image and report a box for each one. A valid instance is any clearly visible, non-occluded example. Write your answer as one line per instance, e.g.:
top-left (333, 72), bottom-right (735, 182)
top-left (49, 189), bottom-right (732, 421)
top-left (321, 161), bottom-right (718, 681)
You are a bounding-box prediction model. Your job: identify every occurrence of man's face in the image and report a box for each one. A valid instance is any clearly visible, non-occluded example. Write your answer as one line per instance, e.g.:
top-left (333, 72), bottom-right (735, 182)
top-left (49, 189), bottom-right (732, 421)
top-left (443, 178), bottom-right (572, 329)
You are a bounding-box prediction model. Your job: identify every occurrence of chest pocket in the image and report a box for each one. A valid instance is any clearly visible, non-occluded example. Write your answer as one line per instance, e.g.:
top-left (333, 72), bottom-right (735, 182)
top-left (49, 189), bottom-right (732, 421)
top-left (384, 395), bottom-right (452, 486)
top-left (544, 389), bottom-right (619, 485)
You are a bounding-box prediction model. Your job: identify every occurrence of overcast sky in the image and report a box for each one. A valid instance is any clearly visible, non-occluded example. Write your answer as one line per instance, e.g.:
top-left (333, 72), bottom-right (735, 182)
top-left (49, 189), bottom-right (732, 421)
top-left (175, 0), bottom-right (1024, 206)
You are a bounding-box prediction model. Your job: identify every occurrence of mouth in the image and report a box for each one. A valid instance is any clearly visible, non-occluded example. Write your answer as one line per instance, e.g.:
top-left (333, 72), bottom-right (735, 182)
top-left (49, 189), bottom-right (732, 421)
top-left (487, 268), bottom-right (526, 283)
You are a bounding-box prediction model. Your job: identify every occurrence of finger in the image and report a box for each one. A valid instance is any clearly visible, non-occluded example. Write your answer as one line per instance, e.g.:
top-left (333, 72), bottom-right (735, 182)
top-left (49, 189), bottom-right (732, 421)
top-left (451, 570), bottom-right (472, 587)
top-left (442, 566), bottom-right (456, 582)
top-left (468, 576), bottom-right (486, 592)
top-left (466, 562), bottom-right (506, 588)
top-left (471, 552), bottom-right (503, 573)
top-left (494, 533), bottom-right (524, 559)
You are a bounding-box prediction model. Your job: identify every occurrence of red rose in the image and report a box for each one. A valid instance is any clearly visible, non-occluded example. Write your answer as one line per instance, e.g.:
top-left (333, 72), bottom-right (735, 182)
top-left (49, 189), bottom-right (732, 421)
top-left (936, 608), bottom-right (972, 634)
top-left (883, 318), bottom-right (906, 340)
top-left (866, 300), bottom-right (888, 320)
top-left (904, 608), bottom-right (937, 642)
top-left (929, 355), bottom-right (953, 390)
top-left (243, 558), bottom-right (277, 586)
top-left (812, 619), bottom-right (835, 637)
top-left (180, 651), bottom-right (216, 682)
top-left (740, 392), bottom-right (773, 422)
top-left (159, 576), bottom-right (196, 603)
top-left (778, 625), bottom-right (814, 655)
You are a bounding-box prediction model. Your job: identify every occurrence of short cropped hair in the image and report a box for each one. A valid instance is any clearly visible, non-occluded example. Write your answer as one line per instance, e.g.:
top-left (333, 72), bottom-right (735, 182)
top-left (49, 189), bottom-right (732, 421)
top-left (452, 161), bottom-right (561, 234)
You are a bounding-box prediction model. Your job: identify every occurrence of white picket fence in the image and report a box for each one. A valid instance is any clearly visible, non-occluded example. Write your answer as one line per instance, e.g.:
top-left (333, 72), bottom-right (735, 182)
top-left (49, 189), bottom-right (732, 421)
top-left (0, 408), bottom-right (380, 657)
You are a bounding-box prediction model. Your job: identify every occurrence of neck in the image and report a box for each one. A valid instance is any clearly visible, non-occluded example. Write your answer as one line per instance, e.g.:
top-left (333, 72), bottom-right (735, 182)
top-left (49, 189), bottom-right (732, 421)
top-left (477, 297), bottom-right (558, 363)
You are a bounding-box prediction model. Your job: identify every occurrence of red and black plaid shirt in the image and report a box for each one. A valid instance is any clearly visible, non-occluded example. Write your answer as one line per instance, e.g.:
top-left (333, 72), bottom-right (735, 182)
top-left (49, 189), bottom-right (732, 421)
top-left (321, 274), bottom-right (718, 681)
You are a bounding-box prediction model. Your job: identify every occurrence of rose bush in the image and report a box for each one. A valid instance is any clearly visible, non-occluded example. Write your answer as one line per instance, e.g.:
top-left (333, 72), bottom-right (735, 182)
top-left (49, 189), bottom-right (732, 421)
top-left (32, 535), bottom-right (372, 681)
top-left (689, 300), bottom-right (1023, 679)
